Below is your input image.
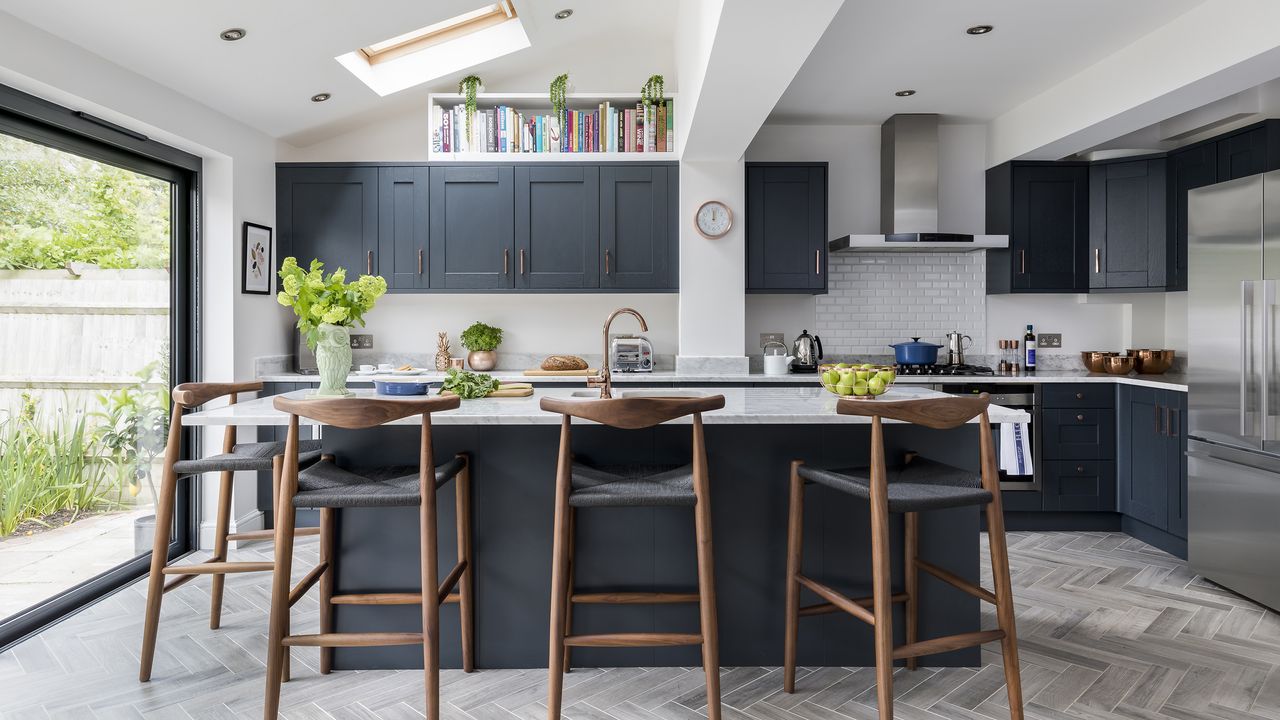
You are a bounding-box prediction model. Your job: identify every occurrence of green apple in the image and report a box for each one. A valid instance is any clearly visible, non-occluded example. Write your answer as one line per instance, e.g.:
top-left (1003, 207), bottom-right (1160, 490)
top-left (861, 363), bottom-right (875, 370)
top-left (868, 377), bottom-right (887, 396)
top-left (852, 379), bottom-right (869, 396)
top-left (836, 383), bottom-right (854, 396)
top-left (822, 369), bottom-right (840, 386)
top-left (855, 370), bottom-right (871, 381)
top-left (876, 369), bottom-right (896, 384)
top-left (835, 362), bottom-right (850, 369)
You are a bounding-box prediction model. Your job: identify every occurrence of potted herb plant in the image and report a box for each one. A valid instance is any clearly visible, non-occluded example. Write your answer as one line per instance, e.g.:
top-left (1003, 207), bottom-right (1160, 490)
top-left (458, 74), bottom-right (483, 142)
top-left (277, 257), bottom-right (387, 397)
top-left (460, 321), bottom-right (504, 371)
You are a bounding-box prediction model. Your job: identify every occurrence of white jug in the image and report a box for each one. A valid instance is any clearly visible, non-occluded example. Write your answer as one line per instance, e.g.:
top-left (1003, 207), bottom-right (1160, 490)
top-left (762, 341), bottom-right (795, 375)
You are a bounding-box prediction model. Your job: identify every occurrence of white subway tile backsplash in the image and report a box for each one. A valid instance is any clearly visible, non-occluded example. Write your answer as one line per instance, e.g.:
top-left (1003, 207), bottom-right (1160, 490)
top-left (815, 251), bottom-right (986, 356)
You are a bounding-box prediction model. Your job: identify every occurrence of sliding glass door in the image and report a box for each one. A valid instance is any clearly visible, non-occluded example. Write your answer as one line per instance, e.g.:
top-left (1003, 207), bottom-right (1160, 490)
top-left (0, 91), bottom-right (197, 646)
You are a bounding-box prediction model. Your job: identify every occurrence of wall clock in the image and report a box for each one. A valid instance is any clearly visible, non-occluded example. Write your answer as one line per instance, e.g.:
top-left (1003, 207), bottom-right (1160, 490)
top-left (695, 200), bottom-right (733, 239)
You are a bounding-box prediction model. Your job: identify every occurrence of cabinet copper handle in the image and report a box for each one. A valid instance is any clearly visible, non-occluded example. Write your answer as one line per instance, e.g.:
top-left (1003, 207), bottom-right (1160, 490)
top-left (519, 248), bottom-right (526, 275)
top-left (503, 249), bottom-right (509, 275)
top-left (1077, 466), bottom-right (1085, 473)
top-left (1077, 414), bottom-right (1085, 422)
top-left (367, 251), bottom-right (372, 275)
top-left (1094, 247), bottom-right (1101, 273)
top-left (1075, 392), bottom-right (1084, 400)
top-left (815, 249), bottom-right (821, 275)
top-left (1164, 406), bottom-right (1172, 437)
top-left (1019, 250), bottom-right (1026, 274)
top-left (418, 249), bottom-right (423, 275)
top-left (605, 249), bottom-right (611, 274)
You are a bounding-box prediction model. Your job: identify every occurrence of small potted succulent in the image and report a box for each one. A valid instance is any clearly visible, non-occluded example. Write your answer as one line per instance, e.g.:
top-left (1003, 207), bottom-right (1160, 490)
top-left (460, 321), bottom-right (503, 371)
top-left (277, 257), bottom-right (387, 397)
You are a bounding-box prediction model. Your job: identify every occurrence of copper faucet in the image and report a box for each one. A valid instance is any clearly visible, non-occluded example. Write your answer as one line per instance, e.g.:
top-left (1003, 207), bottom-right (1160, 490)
top-left (587, 307), bottom-right (649, 398)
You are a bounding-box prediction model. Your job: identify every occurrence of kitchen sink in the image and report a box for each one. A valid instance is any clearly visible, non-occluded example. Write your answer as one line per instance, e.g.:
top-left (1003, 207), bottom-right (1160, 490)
top-left (566, 389), bottom-right (710, 399)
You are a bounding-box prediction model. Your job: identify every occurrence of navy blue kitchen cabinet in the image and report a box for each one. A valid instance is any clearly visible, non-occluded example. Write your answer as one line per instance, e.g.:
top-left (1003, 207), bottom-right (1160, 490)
top-left (430, 166), bottom-right (515, 289)
top-left (379, 166), bottom-right (429, 290)
top-left (1039, 384), bottom-right (1116, 511)
top-left (600, 165), bottom-right (675, 290)
top-left (745, 163), bottom-right (828, 293)
top-left (277, 166), bottom-right (379, 278)
top-left (515, 166), bottom-right (600, 289)
top-left (1167, 143), bottom-right (1217, 291)
top-left (1216, 122), bottom-right (1280, 181)
top-left (986, 162), bottom-right (1089, 293)
top-left (1165, 390), bottom-right (1188, 539)
top-left (1117, 385), bottom-right (1174, 530)
top-left (1089, 157), bottom-right (1167, 290)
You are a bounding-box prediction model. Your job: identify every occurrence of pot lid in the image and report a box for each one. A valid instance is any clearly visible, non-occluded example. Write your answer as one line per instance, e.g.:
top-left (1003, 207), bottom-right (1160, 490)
top-left (889, 337), bottom-right (942, 349)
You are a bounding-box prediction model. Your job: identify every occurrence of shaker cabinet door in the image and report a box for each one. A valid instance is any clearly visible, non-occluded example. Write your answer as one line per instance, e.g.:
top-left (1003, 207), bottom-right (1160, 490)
top-left (1118, 386), bottom-right (1169, 529)
top-left (600, 165), bottom-right (670, 289)
top-left (515, 166), bottom-right (599, 289)
top-left (278, 166), bottom-right (379, 277)
top-left (1089, 159), bottom-right (1167, 289)
top-left (378, 166), bottom-right (429, 290)
top-left (746, 163), bottom-right (828, 293)
top-left (1010, 164), bottom-right (1088, 291)
top-left (429, 166), bottom-right (515, 289)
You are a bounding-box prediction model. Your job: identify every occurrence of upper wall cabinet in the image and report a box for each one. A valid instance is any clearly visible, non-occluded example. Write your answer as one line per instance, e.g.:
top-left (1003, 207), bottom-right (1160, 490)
top-left (986, 162), bottom-right (1089, 294)
top-left (1166, 143), bottom-right (1217, 291)
top-left (430, 166), bottom-right (516, 290)
top-left (1089, 158), bottom-right (1167, 290)
top-left (515, 166), bottom-right (600, 289)
top-left (379, 167), bottom-right (429, 291)
top-left (600, 165), bottom-right (677, 290)
top-left (278, 166), bottom-right (379, 278)
top-left (745, 163), bottom-right (828, 294)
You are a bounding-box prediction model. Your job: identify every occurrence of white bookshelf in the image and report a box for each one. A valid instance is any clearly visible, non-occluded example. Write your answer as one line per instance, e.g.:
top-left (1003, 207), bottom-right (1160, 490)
top-left (427, 92), bottom-right (678, 162)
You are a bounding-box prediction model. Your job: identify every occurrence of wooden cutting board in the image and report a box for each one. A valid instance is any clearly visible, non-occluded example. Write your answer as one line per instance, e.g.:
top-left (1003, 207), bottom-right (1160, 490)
top-left (522, 368), bottom-right (599, 376)
top-left (441, 383), bottom-right (534, 398)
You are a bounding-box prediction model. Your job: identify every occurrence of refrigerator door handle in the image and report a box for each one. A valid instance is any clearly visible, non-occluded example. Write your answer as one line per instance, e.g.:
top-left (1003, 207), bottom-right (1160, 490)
top-left (1243, 280), bottom-right (1255, 439)
top-left (1265, 279), bottom-right (1276, 444)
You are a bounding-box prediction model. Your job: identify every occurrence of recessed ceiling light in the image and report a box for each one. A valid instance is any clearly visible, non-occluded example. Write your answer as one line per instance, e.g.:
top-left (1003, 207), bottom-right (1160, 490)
top-left (966, 24), bottom-right (994, 35)
top-left (219, 28), bottom-right (246, 42)
top-left (554, 8), bottom-right (573, 19)
top-left (895, 90), bottom-right (916, 97)
top-left (311, 93), bottom-right (332, 103)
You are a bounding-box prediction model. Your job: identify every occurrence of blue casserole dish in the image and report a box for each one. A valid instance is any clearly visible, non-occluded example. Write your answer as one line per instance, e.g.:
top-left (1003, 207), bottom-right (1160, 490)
top-left (374, 379), bottom-right (432, 396)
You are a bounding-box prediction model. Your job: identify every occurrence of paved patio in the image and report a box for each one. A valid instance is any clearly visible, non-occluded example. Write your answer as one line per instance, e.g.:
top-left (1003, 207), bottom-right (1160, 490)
top-left (0, 508), bottom-right (149, 619)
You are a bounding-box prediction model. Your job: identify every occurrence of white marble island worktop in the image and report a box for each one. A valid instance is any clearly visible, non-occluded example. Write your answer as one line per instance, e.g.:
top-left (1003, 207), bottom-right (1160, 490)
top-left (184, 385), bottom-right (1031, 427)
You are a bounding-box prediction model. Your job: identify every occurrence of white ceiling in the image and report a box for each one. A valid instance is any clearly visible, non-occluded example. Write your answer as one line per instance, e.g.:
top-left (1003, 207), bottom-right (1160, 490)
top-left (771, 0), bottom-right (1207, 125)
top-left (1, 0), bottom-right (676, 146)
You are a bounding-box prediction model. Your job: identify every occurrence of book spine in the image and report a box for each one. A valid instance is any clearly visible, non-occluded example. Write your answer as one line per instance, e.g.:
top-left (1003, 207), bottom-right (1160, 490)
top-left (666, 100), bottom-right (674, 152)
top-left (656, 103), bottom-right (665, 152)
top-left (498, 106), bottom-right (506, 153)
top-left (635, 103), bottom-right (643, 152)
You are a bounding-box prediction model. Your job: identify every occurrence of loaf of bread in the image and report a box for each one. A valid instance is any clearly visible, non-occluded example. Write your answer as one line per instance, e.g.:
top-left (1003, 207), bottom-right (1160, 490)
top-left (541, 355), bottom-right (589, 371)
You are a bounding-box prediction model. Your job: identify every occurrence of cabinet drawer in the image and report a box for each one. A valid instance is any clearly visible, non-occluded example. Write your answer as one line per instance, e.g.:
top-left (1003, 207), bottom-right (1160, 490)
top-left (1040, 384), bottom-right (1114, 409)
top-left (1041, 408), bottom-right (1117, 460)
top-left (1042, 460), bottom-right (1116, 512)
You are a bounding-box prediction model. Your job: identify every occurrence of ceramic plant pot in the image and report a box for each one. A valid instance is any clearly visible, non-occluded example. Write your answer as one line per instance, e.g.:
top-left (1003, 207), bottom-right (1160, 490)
top-left (467, 350), bottom-right (497, 371)
top-left (314, 323), bottom-right (353, 397)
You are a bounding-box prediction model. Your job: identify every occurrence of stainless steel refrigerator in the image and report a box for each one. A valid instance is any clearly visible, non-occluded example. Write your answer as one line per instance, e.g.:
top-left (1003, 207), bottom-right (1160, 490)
top-left (1188, 170), bottom-right (1280, 611)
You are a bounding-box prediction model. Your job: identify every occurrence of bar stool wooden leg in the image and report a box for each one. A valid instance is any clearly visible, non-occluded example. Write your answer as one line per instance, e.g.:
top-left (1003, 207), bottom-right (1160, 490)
top-left (139, 404), bottom-right (182, 682)
top-left (208, 468), bottom-right (234, 630)
top-left (318, 507), bottom-right (336, 675)
top-left (979, 416), bottom-right (1024, 720)
top-left (455, 454), bottom-right (475, 674)
top-left (692, 416), bottom-right (722, 720)
top-left (904, 511), bottom-right (919, 672)
top-left (783, 460), bottom-right (804, 694)
top-left (546, 418), bottom-right (573, 720)
top-left (263, 450), bottom-right (298, 719)
top-left (868, 418), bottom-right (895, 720)
top-left (420, 430), bottom-right (441, 720)
top-left (562, 506), bottom-right (575, 673)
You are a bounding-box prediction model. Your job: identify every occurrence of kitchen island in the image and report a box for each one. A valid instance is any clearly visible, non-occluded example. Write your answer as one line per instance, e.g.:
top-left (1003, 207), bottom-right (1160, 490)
top-left (186, 386), bottom-right (1029, 671)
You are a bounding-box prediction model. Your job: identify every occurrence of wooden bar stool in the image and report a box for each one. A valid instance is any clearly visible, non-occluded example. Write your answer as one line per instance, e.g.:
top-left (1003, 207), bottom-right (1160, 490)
top-left (263, 394), bottom-right (473, 720)
top-left (139, 381), bottom-right (324, 682)
top-left (783, 394), bottom-right (1024, 720)
top-left (540, 394), bottom-right (726, 720)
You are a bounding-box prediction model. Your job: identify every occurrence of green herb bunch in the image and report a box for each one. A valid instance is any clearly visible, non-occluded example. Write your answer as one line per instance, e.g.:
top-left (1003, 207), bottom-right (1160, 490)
top-left (277, 257), bottom-right (387, 350)
top-left (459, 321), bottom-right (504, 352)
top-left (440, 368), bottom-right (499, 399)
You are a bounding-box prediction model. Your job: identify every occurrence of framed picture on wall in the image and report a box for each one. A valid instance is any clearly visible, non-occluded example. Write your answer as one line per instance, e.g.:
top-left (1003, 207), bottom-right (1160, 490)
top-left (241, 222), bottom-right (273, 294)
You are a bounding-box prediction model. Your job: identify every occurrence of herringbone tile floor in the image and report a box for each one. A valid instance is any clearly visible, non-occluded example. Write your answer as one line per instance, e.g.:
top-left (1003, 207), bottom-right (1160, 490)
top-left (2, 531), bottom-right (1279, 719)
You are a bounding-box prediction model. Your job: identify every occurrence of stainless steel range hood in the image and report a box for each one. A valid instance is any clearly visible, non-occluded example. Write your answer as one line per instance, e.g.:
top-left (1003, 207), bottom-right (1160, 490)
top-left (830, 114), bottom-right (1008, 253)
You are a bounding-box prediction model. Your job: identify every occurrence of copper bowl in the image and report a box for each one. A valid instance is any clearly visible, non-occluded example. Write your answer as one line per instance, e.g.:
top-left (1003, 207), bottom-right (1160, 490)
top-left (1101, 354), bottom-right (1137, 375)
top-left (1080, 351), bottom-right (1117, 373)
top-left (1129, 349), bottom-right (1175, 374)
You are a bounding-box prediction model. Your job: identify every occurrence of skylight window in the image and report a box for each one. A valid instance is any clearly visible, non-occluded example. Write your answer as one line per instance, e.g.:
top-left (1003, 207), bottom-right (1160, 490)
top-left (337, 2), bottom-right (529, 96)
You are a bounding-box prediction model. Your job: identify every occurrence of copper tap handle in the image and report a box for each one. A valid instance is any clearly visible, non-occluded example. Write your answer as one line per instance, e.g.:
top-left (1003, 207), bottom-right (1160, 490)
top-left (418, 249), bottom-right (423, 274)
top-left (367, 251), bottom-right (372, 275)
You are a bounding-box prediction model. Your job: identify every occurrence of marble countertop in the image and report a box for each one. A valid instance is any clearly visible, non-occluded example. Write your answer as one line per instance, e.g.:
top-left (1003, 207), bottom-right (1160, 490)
top-left (259, 369), bottom-right (1187, 392)
top-left (184, 385), bottom-right (1032, 427)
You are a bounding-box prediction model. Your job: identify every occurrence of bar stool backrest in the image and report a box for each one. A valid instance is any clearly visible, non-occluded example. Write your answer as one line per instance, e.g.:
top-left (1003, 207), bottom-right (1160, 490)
top-left (172, 381), bottom-right (264, 409)
top-left (540, 395), bottom-right (726, 429)
top-left (274, 395), bottom-right (462, 429)
top-left (835, 393), bottom-right (991, 429)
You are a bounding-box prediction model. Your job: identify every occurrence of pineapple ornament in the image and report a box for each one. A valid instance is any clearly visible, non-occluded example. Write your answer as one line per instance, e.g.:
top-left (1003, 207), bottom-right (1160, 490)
top-left (435, 332), bottom-right (452, 371)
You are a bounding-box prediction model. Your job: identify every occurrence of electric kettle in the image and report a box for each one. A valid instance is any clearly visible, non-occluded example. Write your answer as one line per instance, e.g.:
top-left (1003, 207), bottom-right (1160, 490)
top-left (790, 329), bottom-right (823, 373)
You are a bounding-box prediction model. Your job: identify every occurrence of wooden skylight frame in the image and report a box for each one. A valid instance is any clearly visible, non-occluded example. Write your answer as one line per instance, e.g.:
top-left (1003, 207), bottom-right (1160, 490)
top-left (359, 2), bottom-right (517, 66)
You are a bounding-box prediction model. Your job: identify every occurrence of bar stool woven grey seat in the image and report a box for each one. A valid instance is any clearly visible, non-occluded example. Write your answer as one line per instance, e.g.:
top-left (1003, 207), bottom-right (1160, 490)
top-left (263, 394), bottom-right (473, 720)
top-left (783, 393), bottom-right (1025, 720)
top-left (139, 381), bottom-right (324, 683)
top-left (540, 394), bottom-right (727, 720)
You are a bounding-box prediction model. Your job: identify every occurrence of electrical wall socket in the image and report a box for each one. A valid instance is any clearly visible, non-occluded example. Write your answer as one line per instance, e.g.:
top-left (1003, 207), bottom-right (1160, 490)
top-left (349, 334), bottom-right (373, 349)
top-left (760, 332), bottom-right (784, 349)
top-left (1038, 333), bottom-right (1062, 349)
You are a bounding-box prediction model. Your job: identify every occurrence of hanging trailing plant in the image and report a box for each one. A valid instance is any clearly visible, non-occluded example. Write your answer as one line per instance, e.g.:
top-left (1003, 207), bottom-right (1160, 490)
top-left (641, 74), bottom-right (665, 107)
top-left (549, 73), bottom-right (569, 119)
top-left (458, 75), bottom-right (483, 139)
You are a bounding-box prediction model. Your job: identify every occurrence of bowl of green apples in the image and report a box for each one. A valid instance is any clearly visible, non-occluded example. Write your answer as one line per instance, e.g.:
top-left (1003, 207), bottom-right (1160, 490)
top-left (819, 363), bottom-right (897, 399)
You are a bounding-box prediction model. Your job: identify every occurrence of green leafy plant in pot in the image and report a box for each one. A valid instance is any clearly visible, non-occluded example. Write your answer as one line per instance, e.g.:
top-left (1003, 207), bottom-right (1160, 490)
top-left (549, 73), bottom-right (569, 126)
top-left (458, 74), bottom-right (483, 143)
top-left (278, 257), bottom-right (387, 397)
top-left (640, 74), bottom-right (664, 106)
top-left (460, 321), bottom-right (503, 371)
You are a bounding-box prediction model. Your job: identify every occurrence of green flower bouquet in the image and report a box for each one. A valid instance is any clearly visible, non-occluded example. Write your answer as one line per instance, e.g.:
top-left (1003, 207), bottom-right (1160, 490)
top-left (277, 257), bottom-right (387, 396)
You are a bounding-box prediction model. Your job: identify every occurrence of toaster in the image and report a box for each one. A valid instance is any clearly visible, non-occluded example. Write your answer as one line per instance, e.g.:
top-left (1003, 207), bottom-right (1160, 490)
top-left (609, 335), bottom-right (654, 372)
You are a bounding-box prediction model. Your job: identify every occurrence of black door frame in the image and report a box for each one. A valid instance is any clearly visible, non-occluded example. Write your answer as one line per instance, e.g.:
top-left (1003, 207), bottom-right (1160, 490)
top-left (0, 82), bottom-right (202, 650)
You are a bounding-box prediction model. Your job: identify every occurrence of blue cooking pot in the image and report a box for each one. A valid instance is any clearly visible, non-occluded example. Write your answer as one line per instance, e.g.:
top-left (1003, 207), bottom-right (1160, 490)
top-left (888, 337), bottom-right (943, 365)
